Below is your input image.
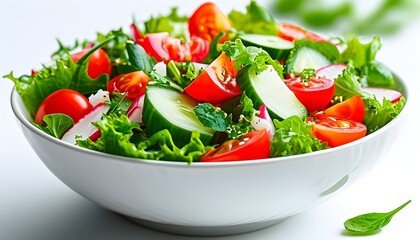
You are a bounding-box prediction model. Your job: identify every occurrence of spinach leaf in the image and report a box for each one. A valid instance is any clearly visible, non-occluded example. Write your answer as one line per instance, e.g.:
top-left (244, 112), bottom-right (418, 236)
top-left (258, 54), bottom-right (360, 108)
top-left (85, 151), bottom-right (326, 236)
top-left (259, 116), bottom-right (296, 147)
top-left (194, 103), bottom-right (228, 132)
top-left (36, 114), bottom-right (74, 139)
top-left (344, 200), bottom-right (411, 233)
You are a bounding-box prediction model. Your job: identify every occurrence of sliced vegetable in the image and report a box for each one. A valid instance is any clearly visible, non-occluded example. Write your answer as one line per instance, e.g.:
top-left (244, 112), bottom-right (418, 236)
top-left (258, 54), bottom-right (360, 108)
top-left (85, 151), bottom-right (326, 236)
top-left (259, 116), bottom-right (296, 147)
top-left (315, 63), bottom-right (347, 81)
top-left (189, 2), bottom-right (231, 41)
top-left (285, 69), bottom-right (335, 112)
top-left (107, 71), bottom-right (150, 101)
top-left (323, 95), bottom-right (365, 122)
top-left (239, 33), bottom-right (294, 60)
top-left (184, 52), bottom-right (241, 104)
top-left (236, 65), bottom-right (307, 120)
top-left (71, 48), bottom-right (112, 79)
top-left (35, 89), bottom-right (93, 124)
top-left (362, 87), bottom-right (402, 104)
top-left (142, 86), bottom-right (215, 145)
top-left (62, 103), bottom-right (110, 144)
top-left (278, 22), bottom-right (326, 42)
top-left (200, 129), bottom-right (270, 162)
top-left (309, 115), bottom-right (367, 147)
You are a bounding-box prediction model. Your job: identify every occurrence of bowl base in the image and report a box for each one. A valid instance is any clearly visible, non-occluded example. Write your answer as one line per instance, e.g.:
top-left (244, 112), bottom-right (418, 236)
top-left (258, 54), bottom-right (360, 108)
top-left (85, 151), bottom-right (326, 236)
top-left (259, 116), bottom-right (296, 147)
top-left (123, 216), bottom-right (288, 236)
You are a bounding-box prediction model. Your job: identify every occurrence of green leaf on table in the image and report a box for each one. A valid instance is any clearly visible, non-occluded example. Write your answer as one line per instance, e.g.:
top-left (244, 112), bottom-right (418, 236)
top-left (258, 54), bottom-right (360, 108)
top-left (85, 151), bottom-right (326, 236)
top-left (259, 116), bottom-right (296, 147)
top-left (344, 200), bottom-right (411, 234)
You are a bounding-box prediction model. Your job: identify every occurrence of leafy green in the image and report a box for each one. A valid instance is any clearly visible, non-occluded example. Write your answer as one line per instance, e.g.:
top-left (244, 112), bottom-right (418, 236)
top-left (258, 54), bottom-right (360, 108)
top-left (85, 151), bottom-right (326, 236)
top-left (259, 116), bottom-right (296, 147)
top-left (229, 0), bottom-right (278, 35)
top-left (364, 61), bottom-right (395, 88)
top-left (270, 116), bottom-right (327, 157)
top-left (120, 40), bottom-right (155, 73)
top-left (148, 70), bottom-right (183, 92)
top-left (94, 28), bottom-right (131, 63)
top-left (77, 114), bottom-right (211, 163)
top-left (36, 114), bottom-right (74, 139)
top-left (222, 38), bottom-right (283, 75)
top-left (363, 96), bottom-right (405, 134)
top-left (166, 61), bottom-right (203, 88)
top-left (143, 7), bottom-right (189, 40)
top-left (344, 200), bottom-right (411, 234)
top-left (333, 69), bottom-right (405, 134)
top-left (194, 93), bottom-right (255, 140)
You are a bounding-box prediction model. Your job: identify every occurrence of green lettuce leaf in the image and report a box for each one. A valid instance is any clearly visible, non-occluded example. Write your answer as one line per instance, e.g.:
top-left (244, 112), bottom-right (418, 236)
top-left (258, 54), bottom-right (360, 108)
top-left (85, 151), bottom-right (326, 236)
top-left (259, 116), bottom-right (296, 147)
top-left (144, 7), bottom-right (189, 40)
top-left (36, 114), bottom-right (74, 139)
top-left (77, 114), bottom-right (212, 163)
top-left (270, 115), bottom-right (327, 157)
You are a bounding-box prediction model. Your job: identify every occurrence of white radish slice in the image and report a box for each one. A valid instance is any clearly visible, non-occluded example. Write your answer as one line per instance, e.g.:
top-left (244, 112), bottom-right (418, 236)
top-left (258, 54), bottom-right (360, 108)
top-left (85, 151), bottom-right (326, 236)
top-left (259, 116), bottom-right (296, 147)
top-left (127, 94), bottom-right (145, 123)
top-left (62, 103), bottom-right (110, 145)
top-left (251, 104), bottom-right (275, 139)
top-left (315, 63), bottom-right (347, 80)
top-left (362, 87), bottom-right (403, 103)
top-left (88, 89), bottom-right (110, 106)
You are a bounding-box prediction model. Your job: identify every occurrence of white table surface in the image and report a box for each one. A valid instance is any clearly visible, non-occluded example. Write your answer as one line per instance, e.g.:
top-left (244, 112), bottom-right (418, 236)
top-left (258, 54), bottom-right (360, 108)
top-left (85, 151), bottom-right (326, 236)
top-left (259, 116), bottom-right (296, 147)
top-left (1, 0), bottom-right (419, 239)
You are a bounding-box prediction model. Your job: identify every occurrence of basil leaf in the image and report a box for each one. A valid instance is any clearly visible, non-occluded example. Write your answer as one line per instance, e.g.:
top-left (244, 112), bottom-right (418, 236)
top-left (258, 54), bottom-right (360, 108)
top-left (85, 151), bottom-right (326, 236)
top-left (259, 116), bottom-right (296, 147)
top-left (126, 41), bottom-right (154, 73)
top-left (344, 200), bottom-right (411, 233)
top-left (38, 114), bottom-right (74, 139)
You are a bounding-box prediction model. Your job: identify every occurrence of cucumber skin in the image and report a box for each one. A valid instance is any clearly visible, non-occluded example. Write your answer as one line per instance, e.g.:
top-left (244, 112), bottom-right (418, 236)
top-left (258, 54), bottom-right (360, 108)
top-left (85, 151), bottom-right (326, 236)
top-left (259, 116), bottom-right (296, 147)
top-left (236, 65), bottom-right (307, 121)
top-left (240, 35), bottom-right (293, 60)
top-left (142, 87), bottom-right (214, 147)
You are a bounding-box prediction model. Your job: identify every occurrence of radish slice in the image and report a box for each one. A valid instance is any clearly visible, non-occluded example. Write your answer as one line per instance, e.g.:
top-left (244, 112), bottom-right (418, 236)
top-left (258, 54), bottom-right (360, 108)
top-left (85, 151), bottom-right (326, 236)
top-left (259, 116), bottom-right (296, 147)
top-left (88, 89), bottom-right (110, 106)
top-left (362, 87), bottom-right (403, 103)
top-left (251, 105), bottom-right (275, 139)
top-left (62, 103), bottom-right (110, 145)
top-left (316, 63), bottom-right (347, 80)
top-left (127, 94), bottom-right (145, 123)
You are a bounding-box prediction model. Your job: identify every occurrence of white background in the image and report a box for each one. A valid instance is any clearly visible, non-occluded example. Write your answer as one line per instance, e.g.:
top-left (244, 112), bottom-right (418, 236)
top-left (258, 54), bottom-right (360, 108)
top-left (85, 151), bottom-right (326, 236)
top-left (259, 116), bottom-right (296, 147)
top-left (1, 0), bottom-right (419, 239)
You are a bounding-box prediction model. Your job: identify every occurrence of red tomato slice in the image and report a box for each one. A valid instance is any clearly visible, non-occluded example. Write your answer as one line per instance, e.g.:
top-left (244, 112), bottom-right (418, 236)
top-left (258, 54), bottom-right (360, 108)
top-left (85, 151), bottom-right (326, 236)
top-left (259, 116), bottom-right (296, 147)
top-left (35, 89), bottom-right (93, 124)
top-left (184, 52), bottom-right (241, 104)
top-left (137, 32), bottom-right (209, 63)
top-left (278, 23), bottom-right (327, 42)
top-left (71, 48), bottom-right (112, 79)
top-left (285, 76), bottom-right (335, 112)
top-left (189, 2), bottom-right (231, 41)
top-left (107, 71), bottom-right (150, 101)
top-left (323, 95), bottom-right (365, 122)
top-left (309, 115), bottom-right (367, 147)
top-left (200, 129), bottom-right (270, 162)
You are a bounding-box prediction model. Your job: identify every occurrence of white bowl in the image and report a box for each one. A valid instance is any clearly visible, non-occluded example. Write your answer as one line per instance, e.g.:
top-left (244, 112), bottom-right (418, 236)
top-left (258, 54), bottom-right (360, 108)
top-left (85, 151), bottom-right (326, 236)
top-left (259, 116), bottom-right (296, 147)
top-left (10, 77), bottom-right (408, 236)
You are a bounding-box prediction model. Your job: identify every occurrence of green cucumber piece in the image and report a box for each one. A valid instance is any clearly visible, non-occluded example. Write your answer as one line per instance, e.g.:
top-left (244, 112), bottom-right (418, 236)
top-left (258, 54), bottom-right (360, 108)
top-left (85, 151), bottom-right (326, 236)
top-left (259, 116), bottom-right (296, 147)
top-left (287, 46), bottom-right (331, 74)
top-left (237, 65), bottom-right (307, 120)
top-left (142, 86), bottom-right (214, 146)
top-left (239, 34), bottom-right (294, 60)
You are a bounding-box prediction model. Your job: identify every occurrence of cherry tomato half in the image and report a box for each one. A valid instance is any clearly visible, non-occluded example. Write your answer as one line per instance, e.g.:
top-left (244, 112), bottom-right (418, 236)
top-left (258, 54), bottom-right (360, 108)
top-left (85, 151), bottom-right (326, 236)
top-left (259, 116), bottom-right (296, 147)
top-left (188, 2), bottom-right (231, 41)
top-left (184, 52), bottom-right (241, 104)
top-left (107, 71), bottom-right (150, 101)
top-left (35, 89), bottom-right (93, 124)
top-left (309, 115), bottom-right (367, 147)
top-left (323, 95), bottom-right (365, 122)
top-left (278, 23), bottom-right (327, 42)
top-left (285, 75), bottom-right (335, 112)
top-left (71, 48), bottom-right (112, 79)
top-left (200, 129), bottom-right (270, 162)
top-left (137, 32), bottom-right (209, 63)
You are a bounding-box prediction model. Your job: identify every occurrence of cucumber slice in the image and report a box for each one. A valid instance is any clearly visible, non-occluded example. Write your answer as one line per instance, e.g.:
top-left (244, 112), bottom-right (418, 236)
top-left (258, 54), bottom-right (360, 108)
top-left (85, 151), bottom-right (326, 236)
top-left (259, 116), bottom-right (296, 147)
top-left (239, 34), bottom-right (294, 60)
top-left (142, 86), bottom-right (214, 146)
top-left (287, 46), bottom-right (331, 74)
top-left (237, 65), bottom-right (307, 120)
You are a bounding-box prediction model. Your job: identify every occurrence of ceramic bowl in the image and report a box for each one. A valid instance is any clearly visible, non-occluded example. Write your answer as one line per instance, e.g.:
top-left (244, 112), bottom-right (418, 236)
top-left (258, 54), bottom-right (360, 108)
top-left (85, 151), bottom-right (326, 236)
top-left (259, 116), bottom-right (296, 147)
top-left (10, 76), bottom-right (408, 236)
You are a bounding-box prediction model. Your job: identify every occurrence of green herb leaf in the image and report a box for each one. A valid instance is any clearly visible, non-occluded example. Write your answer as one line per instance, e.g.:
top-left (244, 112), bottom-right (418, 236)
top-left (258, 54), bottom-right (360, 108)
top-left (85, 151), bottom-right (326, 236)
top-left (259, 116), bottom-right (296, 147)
top-left (148, 71), bottom-right (183, 92)
top-left (125, 40), bottom-right (155, 73)
top-left (166, 61), bottom-right (202, 88)
top-left (37, 114), bottom-right (74, 139)
top-left (344, 200), bottom-right (411, 233)
top-left (194, 103), bottom-right (228, 132)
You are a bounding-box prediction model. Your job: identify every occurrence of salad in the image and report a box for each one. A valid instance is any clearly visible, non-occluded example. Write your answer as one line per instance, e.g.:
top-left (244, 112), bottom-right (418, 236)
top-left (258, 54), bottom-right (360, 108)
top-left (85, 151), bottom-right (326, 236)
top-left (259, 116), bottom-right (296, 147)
top-left (4, 1), bottom-right (405, 163)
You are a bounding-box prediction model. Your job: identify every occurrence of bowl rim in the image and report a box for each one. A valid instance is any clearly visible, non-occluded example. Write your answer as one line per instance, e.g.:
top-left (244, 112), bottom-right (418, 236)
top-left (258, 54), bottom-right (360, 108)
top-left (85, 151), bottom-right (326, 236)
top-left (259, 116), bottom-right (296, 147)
top-left (10, 78), bottom-right (410, 168)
